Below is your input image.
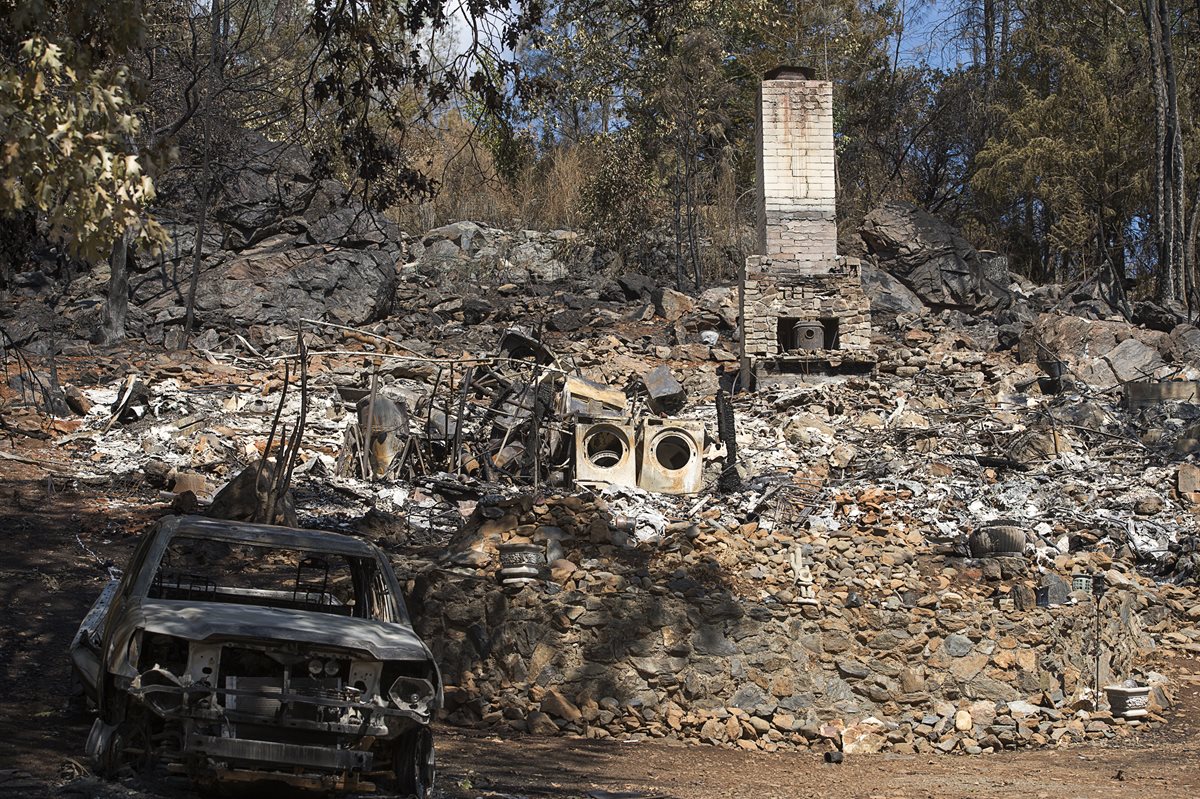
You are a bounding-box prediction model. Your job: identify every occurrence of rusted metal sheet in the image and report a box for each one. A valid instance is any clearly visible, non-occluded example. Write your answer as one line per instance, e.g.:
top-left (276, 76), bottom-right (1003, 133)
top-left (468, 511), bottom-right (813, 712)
top-left (642, 365), bottom-right (686, 414)
top-left (561, 373), bottom-right (628, 418)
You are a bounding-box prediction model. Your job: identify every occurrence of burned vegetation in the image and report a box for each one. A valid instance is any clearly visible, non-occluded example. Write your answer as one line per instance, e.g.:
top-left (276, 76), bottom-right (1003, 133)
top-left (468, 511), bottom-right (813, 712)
top-left (1, 37), bottom-right (1200, 799)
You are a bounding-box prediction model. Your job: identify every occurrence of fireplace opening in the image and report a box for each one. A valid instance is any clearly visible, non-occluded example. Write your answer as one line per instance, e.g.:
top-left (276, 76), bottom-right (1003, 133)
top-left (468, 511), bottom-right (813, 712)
top-left (820, 317), bottom-right (840, 349)
top-left (778, 318), bottom-right (817, 352)
top-left (775, 317), bottom-right (842, 352)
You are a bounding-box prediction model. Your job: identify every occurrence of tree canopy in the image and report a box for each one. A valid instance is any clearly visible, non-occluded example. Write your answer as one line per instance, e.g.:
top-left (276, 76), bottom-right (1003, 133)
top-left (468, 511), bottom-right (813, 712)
top-left (2, 0), bottom-right (1200, 312)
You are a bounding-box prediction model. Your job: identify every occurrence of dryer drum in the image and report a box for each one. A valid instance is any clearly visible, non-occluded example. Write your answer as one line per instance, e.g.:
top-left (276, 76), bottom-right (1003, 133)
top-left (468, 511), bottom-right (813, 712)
top-left (585, 427), bottom-right (628, 468)
top-left (654, 434), bottom-right (694, 470)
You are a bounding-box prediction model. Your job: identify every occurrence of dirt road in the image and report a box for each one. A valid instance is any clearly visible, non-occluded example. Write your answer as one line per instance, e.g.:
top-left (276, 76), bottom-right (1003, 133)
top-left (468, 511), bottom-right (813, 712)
top-left (437, 728), bottom-right (1200, 799)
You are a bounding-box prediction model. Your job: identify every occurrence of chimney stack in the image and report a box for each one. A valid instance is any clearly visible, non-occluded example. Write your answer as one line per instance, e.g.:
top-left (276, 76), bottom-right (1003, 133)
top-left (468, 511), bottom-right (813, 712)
top-left (756, 66), bottom-right (837, 271)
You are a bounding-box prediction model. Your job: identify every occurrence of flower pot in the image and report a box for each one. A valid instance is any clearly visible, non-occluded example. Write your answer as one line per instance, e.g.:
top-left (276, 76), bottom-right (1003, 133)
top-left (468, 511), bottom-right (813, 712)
top-left (498, 543), bottom-right (545, 586)
top-left (1037, 359), bottom-right (1067, 379)
top-left (1105, 684), bottom-right (1151, 719)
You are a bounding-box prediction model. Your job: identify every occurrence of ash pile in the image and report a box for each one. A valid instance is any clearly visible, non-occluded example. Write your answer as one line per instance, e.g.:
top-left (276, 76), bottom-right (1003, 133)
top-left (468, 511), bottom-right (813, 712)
top-left (5, 190), bottom-right (1200, 756)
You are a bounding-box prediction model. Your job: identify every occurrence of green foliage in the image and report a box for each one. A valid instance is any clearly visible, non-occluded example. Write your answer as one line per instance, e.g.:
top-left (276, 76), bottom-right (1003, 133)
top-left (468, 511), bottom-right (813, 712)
top-left (578, 131), bottom-right (664, 252)
top-left (0, 36), bottom-right (166, 261)
top-left (973, 37), bottom-right (1150, 266)
top-left (307, 0), bottom-right (544, 210)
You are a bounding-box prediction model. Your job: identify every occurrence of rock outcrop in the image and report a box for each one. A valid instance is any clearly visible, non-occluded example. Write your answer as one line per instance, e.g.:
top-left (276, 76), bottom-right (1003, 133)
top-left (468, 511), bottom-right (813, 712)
top-left (411, 222), bottom-right (592, 285)
top-left (138, 136), bottom-right (403, 334)
top-left (860, 201), bottom-right (1012, 311)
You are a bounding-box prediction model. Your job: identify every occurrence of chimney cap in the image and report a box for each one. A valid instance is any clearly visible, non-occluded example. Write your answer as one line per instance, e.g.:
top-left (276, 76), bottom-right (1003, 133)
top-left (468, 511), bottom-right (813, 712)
top-left (764, 65), bottom-right (818, 81)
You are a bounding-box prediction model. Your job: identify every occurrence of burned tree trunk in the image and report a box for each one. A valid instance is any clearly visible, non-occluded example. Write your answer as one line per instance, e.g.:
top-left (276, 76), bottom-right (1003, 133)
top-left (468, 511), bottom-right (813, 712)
top-left (1143, 0), bottom-right (1187, 306)
top-left (96, 230), bottom-right (131, 345)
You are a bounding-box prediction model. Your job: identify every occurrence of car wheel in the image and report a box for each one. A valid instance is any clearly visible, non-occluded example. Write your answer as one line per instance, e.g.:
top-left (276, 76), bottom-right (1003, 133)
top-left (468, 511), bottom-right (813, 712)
top-left (390, 728), bottom-right (435, 798)
top-left (100, 705), bottom-right (157, 779)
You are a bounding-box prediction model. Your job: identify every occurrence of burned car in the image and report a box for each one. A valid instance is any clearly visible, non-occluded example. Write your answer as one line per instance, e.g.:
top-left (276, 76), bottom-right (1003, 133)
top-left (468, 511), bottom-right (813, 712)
top-left (70, 515), bottom-right (440, 795)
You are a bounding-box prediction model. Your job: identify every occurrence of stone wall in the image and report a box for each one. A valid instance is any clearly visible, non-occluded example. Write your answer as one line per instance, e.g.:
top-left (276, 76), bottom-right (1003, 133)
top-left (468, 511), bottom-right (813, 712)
top-left (741, 257), bottom-right (873, 360)
top-left (410, 491), bottom-right (1174, 754)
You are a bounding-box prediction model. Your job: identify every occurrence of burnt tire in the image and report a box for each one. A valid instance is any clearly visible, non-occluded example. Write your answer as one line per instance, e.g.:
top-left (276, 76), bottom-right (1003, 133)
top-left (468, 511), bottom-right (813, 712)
top-left (97, 704), bottom-right (158, 780)
top-left (389, 728), bottom-right (435, 799)
top-left (64, 669), bottom-right (91, 718)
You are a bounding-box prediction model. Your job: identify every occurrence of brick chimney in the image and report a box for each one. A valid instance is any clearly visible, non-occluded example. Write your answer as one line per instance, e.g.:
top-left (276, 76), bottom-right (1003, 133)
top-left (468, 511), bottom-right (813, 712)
top-left (756, 66), bottom-right (837, 270)
top-left (739, 66), bottom-right (873, 386)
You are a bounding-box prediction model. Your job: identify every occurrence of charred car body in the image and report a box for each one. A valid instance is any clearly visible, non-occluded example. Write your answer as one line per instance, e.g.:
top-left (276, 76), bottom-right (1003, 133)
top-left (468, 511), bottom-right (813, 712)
top-left (70, 516), bottom-right (441, 795)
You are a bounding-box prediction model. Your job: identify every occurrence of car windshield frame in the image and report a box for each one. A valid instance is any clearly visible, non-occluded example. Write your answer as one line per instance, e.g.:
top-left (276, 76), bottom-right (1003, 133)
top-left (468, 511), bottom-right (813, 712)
top-left (127, 519), bottom-right (410, 625)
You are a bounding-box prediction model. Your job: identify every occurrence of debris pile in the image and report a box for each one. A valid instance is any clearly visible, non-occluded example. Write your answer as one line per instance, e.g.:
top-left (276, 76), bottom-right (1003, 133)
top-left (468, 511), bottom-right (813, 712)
top-left (5, 211), bottom-right (1200, 757)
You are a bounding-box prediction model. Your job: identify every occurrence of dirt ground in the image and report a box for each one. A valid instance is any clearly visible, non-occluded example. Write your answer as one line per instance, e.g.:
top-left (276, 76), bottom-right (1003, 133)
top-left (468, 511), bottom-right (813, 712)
top-left (3, 466), bottom-right (1200, 799)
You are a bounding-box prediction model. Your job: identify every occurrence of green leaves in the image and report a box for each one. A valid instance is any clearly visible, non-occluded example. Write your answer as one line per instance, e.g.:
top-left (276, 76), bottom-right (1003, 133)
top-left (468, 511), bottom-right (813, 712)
top-left (0, 35), bottom-right (165, 261)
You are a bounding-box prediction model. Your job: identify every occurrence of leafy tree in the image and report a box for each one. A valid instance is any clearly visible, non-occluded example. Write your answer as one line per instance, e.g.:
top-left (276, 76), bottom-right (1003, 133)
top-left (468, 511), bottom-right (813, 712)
top-left (0, 2), bottom-right (166, 269)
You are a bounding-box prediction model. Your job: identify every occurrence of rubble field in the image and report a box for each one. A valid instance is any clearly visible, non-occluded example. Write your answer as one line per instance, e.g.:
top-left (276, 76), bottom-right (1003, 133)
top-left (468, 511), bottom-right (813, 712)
top-left (0, 478), bottom-right (1197, 799)
top-left (4, 202), bottom-right (1200, 794)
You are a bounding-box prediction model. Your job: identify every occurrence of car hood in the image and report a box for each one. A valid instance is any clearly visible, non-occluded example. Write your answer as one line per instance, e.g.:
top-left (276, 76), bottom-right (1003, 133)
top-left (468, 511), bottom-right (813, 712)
top-left (129, 599), bottom-right (433, 661)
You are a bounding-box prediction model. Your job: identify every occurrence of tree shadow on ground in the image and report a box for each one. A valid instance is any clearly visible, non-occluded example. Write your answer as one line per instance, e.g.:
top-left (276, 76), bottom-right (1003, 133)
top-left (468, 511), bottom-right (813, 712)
top-left (0, 477), bottom-right (157, 777)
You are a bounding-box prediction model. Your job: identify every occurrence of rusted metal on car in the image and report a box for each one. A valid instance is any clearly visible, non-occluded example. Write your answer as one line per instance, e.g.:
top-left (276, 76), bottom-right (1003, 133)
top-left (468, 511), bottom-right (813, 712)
top-left (70, 515), bottom-right (441, 796)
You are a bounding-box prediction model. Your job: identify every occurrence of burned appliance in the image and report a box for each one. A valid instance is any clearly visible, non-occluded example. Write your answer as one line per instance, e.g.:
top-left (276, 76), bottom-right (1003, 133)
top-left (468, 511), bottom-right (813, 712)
top-left (740, 66), bottom-right (873, 386)
top-left (637, 418), bottom-right (705, 495)
top-left (574, 421), bottom-right (638, 489)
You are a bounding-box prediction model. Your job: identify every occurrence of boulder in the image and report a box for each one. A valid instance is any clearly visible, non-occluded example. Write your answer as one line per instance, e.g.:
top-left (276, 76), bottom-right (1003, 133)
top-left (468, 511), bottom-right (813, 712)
top-left (302, 179), bottom-right (395, 247)
top-left (1132, 300), bottom-right (1185, 333)
top-left (213, 136), bottom-right (401, 252)
top-left (540, 688), bottom-right (582, 722)
top-left (841, 719), bottom-right (887, 754)
top-left (548, 309), bottom-right (588, 332)
top-left (1178, 464), bottom-right (1200, 503)
top-left (423, 221), bottom-right (487, 254)
top-left (859, 201), bottom-right (1010, 310)
top-left (194, 245), bottom-right (397, 328)
top-left (1020, 313), bottom-right (1173, 387)
top-left (526, 711), bottom-right (560, 735)
top-left (654, 287), bottom-right (695, 323)
top-left (1168, 324), bottom-right (1200, 364)
top-left (942, 634), bottom-right (974, 658)
top-left (212, 139), bottom-right (316, 250)
top-left (617, 274), bottom-right (656, 301)
top-left (1077, 338), bottom-right (1166, 386)
top-left (860, 263), bottom-right (926, 315)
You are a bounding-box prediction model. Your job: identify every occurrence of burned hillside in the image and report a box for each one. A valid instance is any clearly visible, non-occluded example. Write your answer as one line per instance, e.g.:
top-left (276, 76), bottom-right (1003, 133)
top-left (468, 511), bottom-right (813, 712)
top-left (3, 40), bottom-right (1200, 799)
